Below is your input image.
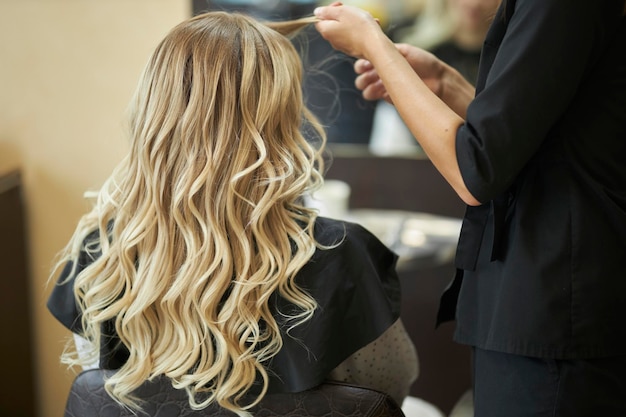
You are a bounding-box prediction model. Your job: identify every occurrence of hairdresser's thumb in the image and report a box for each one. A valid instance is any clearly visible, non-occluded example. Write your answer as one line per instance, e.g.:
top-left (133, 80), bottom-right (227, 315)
top-left (314, 4), bottom-right (341, 21)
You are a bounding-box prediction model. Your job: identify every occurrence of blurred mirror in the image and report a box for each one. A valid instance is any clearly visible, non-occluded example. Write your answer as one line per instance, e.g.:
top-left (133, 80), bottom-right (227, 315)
top-left (193, 0), bottom-right (423, 157)
top-left (191, 0), bottom-right (497, 160)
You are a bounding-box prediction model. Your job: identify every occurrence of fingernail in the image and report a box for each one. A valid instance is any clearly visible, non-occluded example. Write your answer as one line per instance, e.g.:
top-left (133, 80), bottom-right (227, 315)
top-left (313, 7), bottom-right (322, 16)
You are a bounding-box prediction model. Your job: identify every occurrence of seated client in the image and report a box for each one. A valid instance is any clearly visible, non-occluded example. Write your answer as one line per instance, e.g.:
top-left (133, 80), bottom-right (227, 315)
top-left (47, 11), bottom-right (418, 416)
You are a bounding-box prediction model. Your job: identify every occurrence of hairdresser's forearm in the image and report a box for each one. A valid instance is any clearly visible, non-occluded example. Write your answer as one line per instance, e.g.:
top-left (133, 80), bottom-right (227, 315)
top-left (438, 63), bottom-right (475, 119)
top-left (366, 34), bottom-right (480, 206)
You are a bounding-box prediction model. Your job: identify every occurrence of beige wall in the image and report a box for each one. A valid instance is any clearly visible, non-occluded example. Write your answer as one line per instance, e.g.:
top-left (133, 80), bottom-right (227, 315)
top-left (0, 1), bottom-right (189, 416)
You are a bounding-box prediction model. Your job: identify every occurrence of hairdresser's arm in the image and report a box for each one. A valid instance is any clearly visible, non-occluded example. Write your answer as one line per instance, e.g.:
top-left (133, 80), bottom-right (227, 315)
top-left (315, 5), bottom-right (480, 206)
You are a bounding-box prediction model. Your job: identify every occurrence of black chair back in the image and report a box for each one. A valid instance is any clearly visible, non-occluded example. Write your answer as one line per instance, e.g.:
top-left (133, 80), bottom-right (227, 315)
top-left (64, 369), bottom-right (406, 417)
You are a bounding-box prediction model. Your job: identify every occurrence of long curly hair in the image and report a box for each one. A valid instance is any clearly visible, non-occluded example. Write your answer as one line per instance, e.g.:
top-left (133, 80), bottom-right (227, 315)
top-left (53, 11), bottom-right (326, 415)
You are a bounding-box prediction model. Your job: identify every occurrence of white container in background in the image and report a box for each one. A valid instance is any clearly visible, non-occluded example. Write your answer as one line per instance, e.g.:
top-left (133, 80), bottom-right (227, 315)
top-left (304, 179), bottom-right (351, 220)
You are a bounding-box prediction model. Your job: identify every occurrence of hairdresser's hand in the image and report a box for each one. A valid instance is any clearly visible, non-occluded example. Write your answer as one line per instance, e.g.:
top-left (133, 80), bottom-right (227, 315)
top-left (354, 43), bottom-right (445, 102)
top-left (314, 3), bottom-right (386, 60)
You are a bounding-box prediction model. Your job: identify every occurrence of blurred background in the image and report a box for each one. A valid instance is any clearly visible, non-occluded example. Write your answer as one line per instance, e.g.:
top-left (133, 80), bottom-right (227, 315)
top-left (0, 1), bottom-right (497, 415)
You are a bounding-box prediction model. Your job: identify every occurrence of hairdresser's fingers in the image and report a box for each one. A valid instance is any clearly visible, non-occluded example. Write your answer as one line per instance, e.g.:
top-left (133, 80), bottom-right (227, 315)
top-left (316, 4), bottom-right (379, 27)
top-left (315, 5), bottom-right (381, 59)
top-left (354, 58), bottom-right (374, 75)
top-left (313, 6), bottom-right (342, 46)
top-left (328, 1), bottom-right (343, 6)
top-left (314, 4), bottom-right (342, 21)
top-left (355, 69), bottom-right (381, 91)
top-left (362, 80), bottom-right (389, 102)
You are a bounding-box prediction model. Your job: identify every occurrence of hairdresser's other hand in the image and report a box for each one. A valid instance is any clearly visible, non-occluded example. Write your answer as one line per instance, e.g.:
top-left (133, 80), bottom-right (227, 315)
top-left (354, 43), bottom-right (445, 102)
top-left (314, 3), bottom-right (385, 60)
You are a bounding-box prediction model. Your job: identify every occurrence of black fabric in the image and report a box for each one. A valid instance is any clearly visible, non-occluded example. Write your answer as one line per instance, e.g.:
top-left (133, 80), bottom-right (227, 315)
top-left (48, 216), bottom-right (401, 394)
top-left (440, 0), bottom-right (626, 359)
top-left (472, 347), bottom-right (626, 417)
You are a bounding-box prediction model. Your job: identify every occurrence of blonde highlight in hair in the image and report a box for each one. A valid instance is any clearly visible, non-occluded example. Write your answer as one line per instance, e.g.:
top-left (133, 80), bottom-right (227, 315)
top-left (53, 12), bottom-right (326, 415)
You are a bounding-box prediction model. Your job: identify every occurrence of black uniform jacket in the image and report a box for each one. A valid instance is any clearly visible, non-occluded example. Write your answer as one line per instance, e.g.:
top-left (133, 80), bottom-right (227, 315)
top-left (439, 0), bottom-right (626, 359)
top-left (48, 217), bottom-right (401, 393)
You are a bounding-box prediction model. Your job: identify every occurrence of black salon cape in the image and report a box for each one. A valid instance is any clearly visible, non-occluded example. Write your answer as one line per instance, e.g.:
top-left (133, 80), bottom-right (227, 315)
top-left (47, 216), bottom-right (401, 394)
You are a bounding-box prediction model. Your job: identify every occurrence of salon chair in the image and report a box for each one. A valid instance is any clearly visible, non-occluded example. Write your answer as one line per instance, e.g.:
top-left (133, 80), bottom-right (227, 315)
top-left (324, 152), bottom-right (472, 416)
top-left (64, 368), bottom-right (406, 417)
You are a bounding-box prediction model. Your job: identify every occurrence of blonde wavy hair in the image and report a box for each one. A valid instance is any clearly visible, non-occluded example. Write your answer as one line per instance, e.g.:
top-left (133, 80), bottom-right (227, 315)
top-left (53, 11), bottom-right (326, 416)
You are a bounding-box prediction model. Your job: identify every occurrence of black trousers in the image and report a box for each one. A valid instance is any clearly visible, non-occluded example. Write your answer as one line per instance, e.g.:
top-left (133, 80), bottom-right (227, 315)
top-left (472, 347), bottom-right (626, 417)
